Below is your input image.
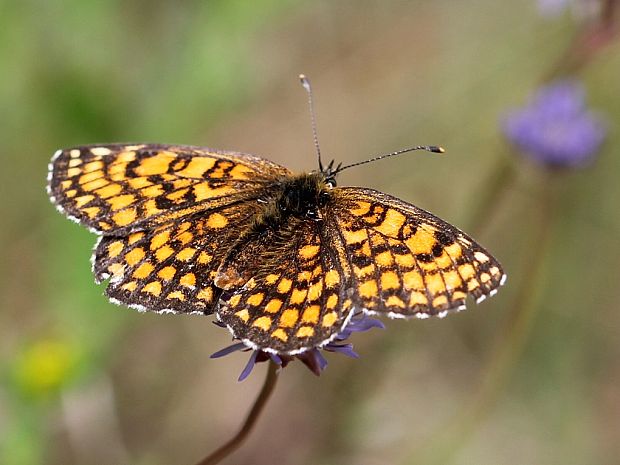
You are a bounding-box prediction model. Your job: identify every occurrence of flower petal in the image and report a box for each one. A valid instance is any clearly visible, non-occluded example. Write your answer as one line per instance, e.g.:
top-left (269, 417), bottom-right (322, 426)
top-left (238, 350), bottom-right (259, 382)
top-left (210, 342), bottom-right (247, 359)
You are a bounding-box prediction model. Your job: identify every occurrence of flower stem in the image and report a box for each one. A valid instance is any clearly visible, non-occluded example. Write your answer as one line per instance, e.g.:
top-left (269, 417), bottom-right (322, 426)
top-left (466, 153), bottom-right (516, 237)
top-left (195, 360), bottom-right (280, 465)
top-left (544, 0), bottom-right (619, 80)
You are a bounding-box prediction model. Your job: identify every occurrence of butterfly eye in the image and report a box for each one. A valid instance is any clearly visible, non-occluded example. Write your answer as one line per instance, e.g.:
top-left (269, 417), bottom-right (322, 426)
top-left (319, 191), bottom-right (331, 205)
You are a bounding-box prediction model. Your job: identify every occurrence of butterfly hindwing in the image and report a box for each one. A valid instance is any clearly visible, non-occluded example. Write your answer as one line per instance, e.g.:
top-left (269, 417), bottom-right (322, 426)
top-left (327, 187), bottom-right (505, 318)
top-left (93, 199), bottom-right (263, 315)
top-left (216, 217), bottom-right (353, 354)
top-left (48, 144), bottom-right (290, 233)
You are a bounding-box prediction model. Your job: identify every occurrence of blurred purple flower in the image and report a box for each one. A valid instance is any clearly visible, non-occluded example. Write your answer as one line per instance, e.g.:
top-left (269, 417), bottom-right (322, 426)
top-left (538, 0), bottom-right (571, 17)
top-left (502, 80), bottom-right (606, 168)
top-left (537, 0), bottom-right (601, 19)
top-left (211, 312), bottom-right (384, 381)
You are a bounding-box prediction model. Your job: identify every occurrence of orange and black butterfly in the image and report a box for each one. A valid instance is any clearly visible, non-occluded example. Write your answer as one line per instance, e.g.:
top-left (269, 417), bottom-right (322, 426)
top-left (47, 76), bottom-right (505, 355)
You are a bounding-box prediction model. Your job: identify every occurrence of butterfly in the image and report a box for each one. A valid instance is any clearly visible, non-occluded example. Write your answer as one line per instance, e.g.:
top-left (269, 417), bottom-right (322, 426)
top-left (47, 76), bottom-right (505, 355)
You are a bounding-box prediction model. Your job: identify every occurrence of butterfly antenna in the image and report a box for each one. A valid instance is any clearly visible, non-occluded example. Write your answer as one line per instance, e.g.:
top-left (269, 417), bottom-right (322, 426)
top-left (334, 145), bottom-right (445, 174)
top-left (299, 74), bottom-right (324, 172)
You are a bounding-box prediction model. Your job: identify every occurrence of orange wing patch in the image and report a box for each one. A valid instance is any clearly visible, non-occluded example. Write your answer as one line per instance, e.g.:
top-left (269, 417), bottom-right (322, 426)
top-left (329, 187), bottom-right (505, 318)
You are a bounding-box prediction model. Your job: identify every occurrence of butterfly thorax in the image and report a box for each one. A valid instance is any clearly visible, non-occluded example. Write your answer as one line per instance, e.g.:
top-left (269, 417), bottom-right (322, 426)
top-left (273, 171), bottom-right (332, 221)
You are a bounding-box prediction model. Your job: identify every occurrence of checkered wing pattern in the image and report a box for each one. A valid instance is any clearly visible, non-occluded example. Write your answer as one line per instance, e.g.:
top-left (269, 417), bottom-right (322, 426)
top-left (48, 144), bottom-right (290, 233)
top-left (328, 187), bottom-right (505, 318)
top-left (217, 218), bottom-right (353, 354)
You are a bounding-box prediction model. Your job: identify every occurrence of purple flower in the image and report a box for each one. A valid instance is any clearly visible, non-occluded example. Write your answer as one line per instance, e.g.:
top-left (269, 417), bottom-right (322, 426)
top-left (502, 80), bottom-right (606, 168)
top-left (211, 313), bottom-right (385, 381)
top-left (538, 0), bottom-right (571, 17)
top-left (537, 0), bottom-right (601, 19)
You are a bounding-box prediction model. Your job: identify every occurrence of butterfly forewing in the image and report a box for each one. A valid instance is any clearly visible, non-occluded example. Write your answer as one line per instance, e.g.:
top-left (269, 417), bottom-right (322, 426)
top-left (48, 144), bottom-right (290, 233)
top-left (327, 187), bottom-right (505, 318)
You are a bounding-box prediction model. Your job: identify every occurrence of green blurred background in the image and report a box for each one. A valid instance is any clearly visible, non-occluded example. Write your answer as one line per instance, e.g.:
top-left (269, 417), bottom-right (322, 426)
top-left (1, 1), bottom-right (619, 464)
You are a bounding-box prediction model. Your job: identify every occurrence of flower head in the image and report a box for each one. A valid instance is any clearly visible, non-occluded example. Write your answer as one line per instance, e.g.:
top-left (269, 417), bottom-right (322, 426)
top-left (502, 80), bottom-right (606, 168)
top-left (12, 339), bottom-right (80, 398)
top-left (211, 312), bottom-right (384, 381)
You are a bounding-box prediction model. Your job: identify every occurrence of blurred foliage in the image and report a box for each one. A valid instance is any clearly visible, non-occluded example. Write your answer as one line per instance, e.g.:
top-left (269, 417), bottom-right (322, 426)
top-left (1, 1), bottom-right (619, 465)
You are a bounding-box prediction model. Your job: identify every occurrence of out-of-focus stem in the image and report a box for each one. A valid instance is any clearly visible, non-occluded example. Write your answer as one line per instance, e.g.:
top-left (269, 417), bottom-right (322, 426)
top-left (406, 172), bottom-right (559, 464)
top-left (601, 0), bottom-right (619, 28)
top-left (466, 153), bottom-right (516, 237)
top-left (544, 0), bottom-right (619, 80)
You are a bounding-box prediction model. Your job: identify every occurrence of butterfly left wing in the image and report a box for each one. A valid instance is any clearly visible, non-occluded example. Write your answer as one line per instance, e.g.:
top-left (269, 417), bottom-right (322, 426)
top-left (216, 217), bottom-right (354, 354)
top-left (326, 187), bottom-right (506, 318)
top-left (48, 143), bottom-right (291, 315)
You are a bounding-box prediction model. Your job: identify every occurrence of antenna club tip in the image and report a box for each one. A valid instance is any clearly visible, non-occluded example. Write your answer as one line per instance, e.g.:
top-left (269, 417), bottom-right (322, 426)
top-left (299, 74), bottom-right (311, 91)
top-left (430, 146), bottom-right (445, 154)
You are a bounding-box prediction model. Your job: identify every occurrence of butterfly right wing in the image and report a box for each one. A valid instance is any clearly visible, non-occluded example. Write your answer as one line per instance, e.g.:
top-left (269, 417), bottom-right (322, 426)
top-left (48, 143), bottom-right (290, 234)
